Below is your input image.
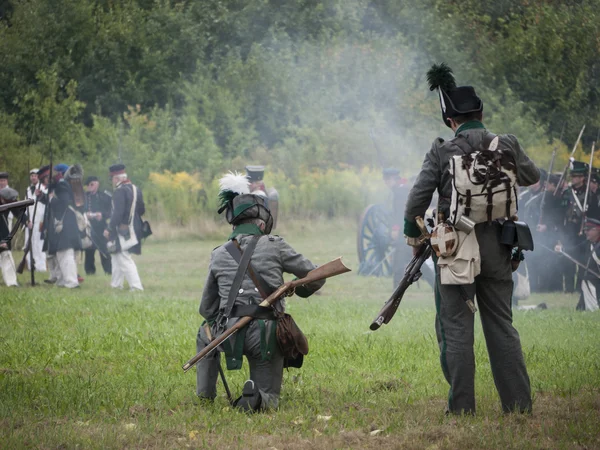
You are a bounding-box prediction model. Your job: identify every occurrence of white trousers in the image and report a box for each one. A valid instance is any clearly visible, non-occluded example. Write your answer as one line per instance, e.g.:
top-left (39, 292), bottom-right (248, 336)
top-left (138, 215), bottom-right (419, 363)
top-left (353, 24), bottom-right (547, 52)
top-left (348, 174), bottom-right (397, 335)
top-left (111, 251), bottom-right (143, 291)
top-left (0, 251), bottom-right (18, 286)
top-left (581, 280), bottom-right (600, 312)
top-left (47, 254), bottom-right (60, 282)
top-left (56, 249), bottom-right (79, 288)
top-left (24, 228), bottom-right (47, 272)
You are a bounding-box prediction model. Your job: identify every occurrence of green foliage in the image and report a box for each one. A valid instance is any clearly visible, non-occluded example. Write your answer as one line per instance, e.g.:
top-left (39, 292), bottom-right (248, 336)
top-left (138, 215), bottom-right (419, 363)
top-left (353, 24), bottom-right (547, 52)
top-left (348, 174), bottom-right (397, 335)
top-left (1, 0), bottom-right (599, 205)
top-left (143, 167), bottom-right (386, 227)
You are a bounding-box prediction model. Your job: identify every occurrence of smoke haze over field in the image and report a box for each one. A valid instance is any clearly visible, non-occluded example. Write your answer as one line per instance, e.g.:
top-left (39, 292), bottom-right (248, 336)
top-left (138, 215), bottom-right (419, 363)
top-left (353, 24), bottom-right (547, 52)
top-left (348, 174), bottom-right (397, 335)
top-left (1, 0), bottom-right (597, 200)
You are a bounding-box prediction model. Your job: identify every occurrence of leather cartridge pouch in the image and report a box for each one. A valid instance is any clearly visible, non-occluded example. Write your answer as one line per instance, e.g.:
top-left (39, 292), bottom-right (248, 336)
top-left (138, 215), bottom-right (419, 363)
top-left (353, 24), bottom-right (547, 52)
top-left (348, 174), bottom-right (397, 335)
top-left (500, 220), bottom-right (534, 251)
top-left (275, 312), bottom-right (309, 368)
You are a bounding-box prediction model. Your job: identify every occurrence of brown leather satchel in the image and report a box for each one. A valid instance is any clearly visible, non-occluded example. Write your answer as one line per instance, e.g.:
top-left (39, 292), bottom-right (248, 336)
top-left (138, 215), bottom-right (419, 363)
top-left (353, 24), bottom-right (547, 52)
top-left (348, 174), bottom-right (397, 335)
top-left (276, 312), bottom-right (309, 359)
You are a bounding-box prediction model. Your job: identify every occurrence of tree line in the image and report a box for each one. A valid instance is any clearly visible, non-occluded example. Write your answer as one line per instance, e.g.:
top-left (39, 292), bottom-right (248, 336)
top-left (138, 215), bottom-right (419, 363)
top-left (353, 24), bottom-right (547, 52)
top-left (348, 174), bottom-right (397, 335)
top-left (1, 0), bottom-right (598, 195)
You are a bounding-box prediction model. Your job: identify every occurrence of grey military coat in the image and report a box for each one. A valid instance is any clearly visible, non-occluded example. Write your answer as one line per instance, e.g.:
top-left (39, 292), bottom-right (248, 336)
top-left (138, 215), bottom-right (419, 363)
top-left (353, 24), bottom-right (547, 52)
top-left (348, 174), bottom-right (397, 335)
top-left (200, 234), bottom-right (325, 323)
top-left (405, 127), bottom-right (540, 228)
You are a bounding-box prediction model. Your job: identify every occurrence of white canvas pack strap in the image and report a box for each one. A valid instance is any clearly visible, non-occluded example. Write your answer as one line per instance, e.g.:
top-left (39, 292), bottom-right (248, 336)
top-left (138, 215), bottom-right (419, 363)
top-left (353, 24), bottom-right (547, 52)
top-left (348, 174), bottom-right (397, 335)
top-left (127, 185), bottom-right (137, 226)
top-left (571, 188), bottom-right (583, 212)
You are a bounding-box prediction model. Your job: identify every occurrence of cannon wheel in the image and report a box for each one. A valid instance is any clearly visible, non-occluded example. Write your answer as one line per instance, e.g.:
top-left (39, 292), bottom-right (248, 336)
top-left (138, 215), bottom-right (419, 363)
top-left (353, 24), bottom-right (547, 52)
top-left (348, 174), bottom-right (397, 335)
top-left (357, 204), bottom-right (393, 277)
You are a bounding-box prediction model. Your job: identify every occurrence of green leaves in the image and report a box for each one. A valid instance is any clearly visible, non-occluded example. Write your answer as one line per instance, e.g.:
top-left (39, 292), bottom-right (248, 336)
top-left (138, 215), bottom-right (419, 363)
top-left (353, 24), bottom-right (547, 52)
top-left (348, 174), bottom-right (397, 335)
top-left (1, 0), bottom-right (599, 191)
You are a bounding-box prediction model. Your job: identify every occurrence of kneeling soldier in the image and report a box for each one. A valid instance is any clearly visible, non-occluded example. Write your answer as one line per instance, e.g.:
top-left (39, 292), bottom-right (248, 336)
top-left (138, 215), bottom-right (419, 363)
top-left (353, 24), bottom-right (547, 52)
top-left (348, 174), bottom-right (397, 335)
top-left (196, 172), bottom-right (324, 411)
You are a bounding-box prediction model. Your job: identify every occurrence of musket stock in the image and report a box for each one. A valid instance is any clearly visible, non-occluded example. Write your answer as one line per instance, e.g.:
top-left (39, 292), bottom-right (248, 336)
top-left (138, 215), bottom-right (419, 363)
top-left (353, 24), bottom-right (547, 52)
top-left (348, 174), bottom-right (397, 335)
top-left (370, 242), bottom-right (432, 330)
top-left (182, 257), bottom-right (350, 372)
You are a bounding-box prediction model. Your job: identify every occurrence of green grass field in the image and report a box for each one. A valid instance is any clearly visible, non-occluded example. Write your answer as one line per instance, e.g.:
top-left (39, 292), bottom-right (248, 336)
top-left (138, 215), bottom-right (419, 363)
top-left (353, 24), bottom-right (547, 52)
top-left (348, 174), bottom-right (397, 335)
top-left (1, 221), bottom-right (599, 449)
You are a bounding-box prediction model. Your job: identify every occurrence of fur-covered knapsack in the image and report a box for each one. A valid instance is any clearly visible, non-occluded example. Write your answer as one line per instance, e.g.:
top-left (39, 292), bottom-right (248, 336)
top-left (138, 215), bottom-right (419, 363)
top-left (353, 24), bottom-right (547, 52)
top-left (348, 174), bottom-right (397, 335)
top-left (449, 133), bottom-right (518, 224)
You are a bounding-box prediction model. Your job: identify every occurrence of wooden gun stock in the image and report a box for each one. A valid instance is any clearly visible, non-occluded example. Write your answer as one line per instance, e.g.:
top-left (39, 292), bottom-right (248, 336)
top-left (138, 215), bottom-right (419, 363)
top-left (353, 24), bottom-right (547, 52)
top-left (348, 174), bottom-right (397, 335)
top-left (370, 243), bottom-right (432, 330)
top-left (182, 257), bottom-right (351, 372)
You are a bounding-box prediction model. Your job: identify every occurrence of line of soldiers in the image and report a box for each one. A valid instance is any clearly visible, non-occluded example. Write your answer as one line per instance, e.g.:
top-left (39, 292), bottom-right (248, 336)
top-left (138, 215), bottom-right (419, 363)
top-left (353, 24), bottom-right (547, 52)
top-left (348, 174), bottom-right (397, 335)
top-left (0, 164), bottom-right (146, 291)
top-left (519, 160), bottom-right (600, 309)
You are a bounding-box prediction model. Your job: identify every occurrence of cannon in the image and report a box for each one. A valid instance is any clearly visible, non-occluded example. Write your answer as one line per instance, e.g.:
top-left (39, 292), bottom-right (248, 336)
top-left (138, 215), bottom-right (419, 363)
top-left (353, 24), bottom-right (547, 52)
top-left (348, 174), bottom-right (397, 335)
top-left (357, 203), bottom-right (393, 277)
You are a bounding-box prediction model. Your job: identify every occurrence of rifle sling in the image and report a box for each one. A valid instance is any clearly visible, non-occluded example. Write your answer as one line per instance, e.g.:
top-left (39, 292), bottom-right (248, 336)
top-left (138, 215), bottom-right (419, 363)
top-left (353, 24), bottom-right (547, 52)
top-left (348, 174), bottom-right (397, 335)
top-left (224, 235), bottom-right (261, 318)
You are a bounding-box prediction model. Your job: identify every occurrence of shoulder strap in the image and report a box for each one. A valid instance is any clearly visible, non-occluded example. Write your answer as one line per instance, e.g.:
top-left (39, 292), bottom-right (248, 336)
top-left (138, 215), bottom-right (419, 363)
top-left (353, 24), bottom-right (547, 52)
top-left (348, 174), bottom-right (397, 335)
top-left (452, 135), bottom-right (473, 155)
top-left (225, 238), bottom-right (274, 299)
top-left (128, 185), bottom-right (137, 225)
top-left (482, 132), bottom-right (498, 150)
top-left (453, 131), bottom-right (498, 155)
top-left (224, 235), bottom-right (261, 318)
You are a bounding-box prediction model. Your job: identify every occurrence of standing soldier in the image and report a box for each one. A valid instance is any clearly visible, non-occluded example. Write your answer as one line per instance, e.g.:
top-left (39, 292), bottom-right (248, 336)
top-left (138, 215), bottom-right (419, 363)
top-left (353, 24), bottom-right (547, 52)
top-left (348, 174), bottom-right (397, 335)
top-left (47, 164), bottom-right (81, 288)
top-left (24, 168), bottom-right (47, 272)
top-left (37, 165), bottom-right (60, 284)
top-left (403, 64), bottom-right (539, 415)
top-left (586, 169), bottom-right (600, 217)
top-left (536, 174), bottom-right (566, 292)
top-left (84, 176), bottom-right (112, 276)
top-left (196, 172), bottom-right (324, 411)
top-left (520, 169), bottom-right (546, 292)
top-left (561, 160), bottom-right (591, 293)
top-left (245, 165), bottom-right (279, 228)
top-left (577, 213), bottom-right (600, 311)
top-left (105, 164), bottom-right (144, 291)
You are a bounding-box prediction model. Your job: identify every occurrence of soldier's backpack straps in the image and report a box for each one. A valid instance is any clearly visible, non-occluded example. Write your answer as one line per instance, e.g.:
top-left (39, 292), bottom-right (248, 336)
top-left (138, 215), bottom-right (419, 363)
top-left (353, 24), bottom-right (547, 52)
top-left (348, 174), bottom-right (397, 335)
top-left (450, 135), bottom-right (476, 220)
top-left (224, 238), bottom-right (274, 299)
top-left (224, 235), bottom-right (261, 319)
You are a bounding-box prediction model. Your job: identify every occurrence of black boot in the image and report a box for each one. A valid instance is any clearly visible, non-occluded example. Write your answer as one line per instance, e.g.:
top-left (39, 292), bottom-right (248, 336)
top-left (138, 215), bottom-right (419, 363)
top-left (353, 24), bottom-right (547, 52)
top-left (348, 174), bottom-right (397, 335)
top-left (233, 380), bottom-right (262, 413)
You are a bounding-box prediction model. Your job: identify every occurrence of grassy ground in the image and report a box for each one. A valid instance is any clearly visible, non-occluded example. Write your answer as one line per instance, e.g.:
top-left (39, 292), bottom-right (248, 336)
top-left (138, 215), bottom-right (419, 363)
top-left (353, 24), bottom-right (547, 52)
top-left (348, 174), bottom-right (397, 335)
top-left (1, 220), bottom-right (599, 449)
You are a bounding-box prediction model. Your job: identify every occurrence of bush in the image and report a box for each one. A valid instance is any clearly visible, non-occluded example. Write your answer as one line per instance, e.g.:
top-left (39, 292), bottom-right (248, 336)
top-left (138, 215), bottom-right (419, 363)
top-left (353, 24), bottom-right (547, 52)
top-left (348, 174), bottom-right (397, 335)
top-left (144, 167), bottom-right (388, 229)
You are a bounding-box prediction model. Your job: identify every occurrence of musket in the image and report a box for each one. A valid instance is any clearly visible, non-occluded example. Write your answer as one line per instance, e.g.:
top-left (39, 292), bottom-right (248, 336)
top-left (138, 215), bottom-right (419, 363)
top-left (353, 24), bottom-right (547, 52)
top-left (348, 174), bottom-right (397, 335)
top-left (40, 143), bottom-right (53, 243)
top-left (538, 125), bottom-right (564, 225)
top-left (555, 124), bottom-right (586, 196)
top-left (182, 257), bottom-right (351, 372)
top-left (17, 181), bottom-right (42, 277)
top-left (541, 244), bottom-right (600, 279)
top-left (370, 216), bottom-right (477, 331)
top-left (579, 141), bottom-right (595, 235)
top-left (370, 234), bottom-right (432, 330)
top-left (204, 323), bottom-right (233, 404)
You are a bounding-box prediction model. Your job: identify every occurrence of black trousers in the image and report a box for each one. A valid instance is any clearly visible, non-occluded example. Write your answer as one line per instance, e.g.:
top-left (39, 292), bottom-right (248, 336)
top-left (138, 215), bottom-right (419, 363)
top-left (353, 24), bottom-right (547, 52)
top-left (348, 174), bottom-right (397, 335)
top-left (84, 247), bottom-right (112, 275)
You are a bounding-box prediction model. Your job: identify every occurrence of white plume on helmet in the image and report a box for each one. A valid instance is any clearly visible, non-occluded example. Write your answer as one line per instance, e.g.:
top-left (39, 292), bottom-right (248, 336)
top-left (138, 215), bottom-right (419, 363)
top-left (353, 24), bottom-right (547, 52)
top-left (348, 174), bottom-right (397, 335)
top-left (219, 171), bottom-right (250, 196)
